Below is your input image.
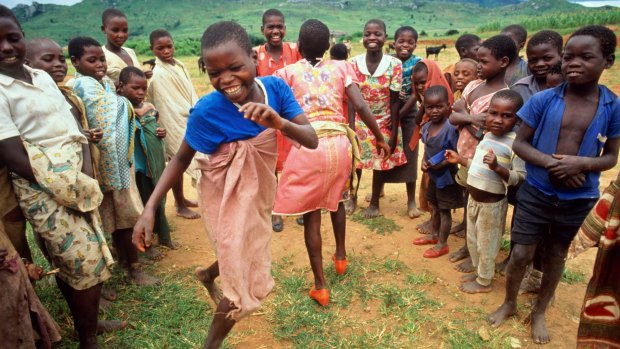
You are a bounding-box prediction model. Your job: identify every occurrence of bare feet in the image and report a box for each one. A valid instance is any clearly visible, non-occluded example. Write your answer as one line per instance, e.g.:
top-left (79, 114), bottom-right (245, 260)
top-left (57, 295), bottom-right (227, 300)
top-left (455, 257), bottom-right (475, 273)
top-left (144, 246), bottom-right (164, 261)
top-left (449, 246), bottom-right (470, 263)
top-left (176, 206), bottom-right (200, 219)
top-left (99, 297), bottom-right (113, 311)
top-left (101, 286), bottom-right (117, 301)
top-left (460, 273), bottom-right (477, 282)
top-left (488, 303), bottom-right (517, 328)
top-left (160, 240), bottom-right (180, 250)
top-left (296, 217), bottom-right (304, 225)
top-left (364, 204), bottom-right (381, 218)
top-left (525, 312), bottom-right (551, 344)
top-left (407, 202), bottom-right (421, 219)
top-left (460, 280), bottom-right (492, 293)
top-left (272, 215), bottom-right (283, 232)
top-left (195, 267), bottom-right (224, 305)
top-left (183, 198), bottom-right (199, 208)
top-left (344, 196), bottom-right (357, 215)
top-left (97, 320), bottom-right (127, 334)
top-left (416, 219), bottom-right (432, 234)
top-left (127, 265), bottom-right (161, 286)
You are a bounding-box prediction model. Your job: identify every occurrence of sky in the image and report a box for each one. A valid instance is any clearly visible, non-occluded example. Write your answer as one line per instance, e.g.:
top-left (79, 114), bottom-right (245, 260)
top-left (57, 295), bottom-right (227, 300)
top-left (1, 0), bottom-right (82, 8)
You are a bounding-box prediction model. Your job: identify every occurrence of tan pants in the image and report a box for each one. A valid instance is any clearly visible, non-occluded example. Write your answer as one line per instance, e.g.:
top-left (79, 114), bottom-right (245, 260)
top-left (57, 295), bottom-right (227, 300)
top-left (466, 196), bottom-right (507, 286)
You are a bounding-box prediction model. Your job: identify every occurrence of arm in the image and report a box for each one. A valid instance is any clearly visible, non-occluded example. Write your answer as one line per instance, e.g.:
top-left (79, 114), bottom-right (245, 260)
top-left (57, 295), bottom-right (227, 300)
top-left (483, 149), bottom-right (510, 182)
top-left (347, 84), bottom-right (390, 158)
top-left (445, 149), bottom-right (469, 167)
top-left (133, 141), bottom-right (196, 251)
top-left (388, 90), bottom-right (401, 151)
top-left (548, 138), bottom-right (620, 177)
top-left (399, 93), bottom-right (417, 119)
top-left (0, 137), bottom-right (36, 183)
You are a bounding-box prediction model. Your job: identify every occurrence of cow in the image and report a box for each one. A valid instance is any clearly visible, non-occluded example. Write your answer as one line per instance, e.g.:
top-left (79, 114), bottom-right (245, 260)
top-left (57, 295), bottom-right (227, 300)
top-left (426, 44), bottom-right (447, 59)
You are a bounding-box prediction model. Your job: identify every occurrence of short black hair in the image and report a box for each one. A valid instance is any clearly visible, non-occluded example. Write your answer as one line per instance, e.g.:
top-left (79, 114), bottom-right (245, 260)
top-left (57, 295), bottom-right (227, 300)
top-left (101, 8), bottom-right (126, 26)
top-left (119, 66), bottom-right (145, 84)
top-left (491, 89), bottom-right (524, 111)
top-left (0, 5), bottom-right (22, 31)
top-left (501, 24), bottom-right (527, 45)
top-left (481, 35), bottom-right (517, 65)
top-left (455, 34), bottom-right (481, 52)
top-left (262, 8), bottom-right (284, 25)
top-left (201, 21), bottom-right (252, 55)
top-left (298, 19), bottom-right (330, 60)
top-left (25, 38), bottom-right (60, 60)
top-left (569, 25), bottom-right (617, 58)
top-left (68, 36), bottom-right (102, 59)
top-left (364, 19), bottom-right (386, 34)
top-left (394, 26), bottom-right (418, 41)
top-left (527, 30), bottom-right (563, 53)
top-left (149, 29), bottom-right (172, 46)
top-left (424, 85), bottom-right (449, 103)
top-left (330, 43), bottom-right (348, 60)
top-left (412, 61), bottom-right (428, 74)
top-left (456, 58), bottom-right (477, 69)
top-left (548, 61), bottom-right (562, 75)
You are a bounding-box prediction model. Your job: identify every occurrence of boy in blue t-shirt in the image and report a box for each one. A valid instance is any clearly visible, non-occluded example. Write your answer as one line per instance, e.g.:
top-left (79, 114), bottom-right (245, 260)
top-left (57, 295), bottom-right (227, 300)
top-left (488, 25), bottom-right (620, 345)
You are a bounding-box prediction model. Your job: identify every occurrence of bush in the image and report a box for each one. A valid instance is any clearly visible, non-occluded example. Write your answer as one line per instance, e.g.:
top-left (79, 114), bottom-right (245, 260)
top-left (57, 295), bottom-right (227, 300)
top-left (445, 29), bottom-right (459, 36)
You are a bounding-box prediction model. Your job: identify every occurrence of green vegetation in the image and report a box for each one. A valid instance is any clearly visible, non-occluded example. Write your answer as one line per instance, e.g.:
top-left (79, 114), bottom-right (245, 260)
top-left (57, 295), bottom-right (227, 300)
top-left (561, 268), bottom-right (587, 285)
top-left (351, 212), bottom-right (402, 235)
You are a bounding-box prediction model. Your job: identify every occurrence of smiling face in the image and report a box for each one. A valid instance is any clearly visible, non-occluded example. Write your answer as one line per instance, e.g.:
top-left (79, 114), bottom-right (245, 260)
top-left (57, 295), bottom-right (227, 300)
top-left (485, 98), bottom-right (518, 136)
top-left (526, 42), bottom-right (561, 82)
top-left (363, 22), bottom-right (386, 53)
top-left (394, 30), bottom-right (416, 61)
top-left (0, 17), bottom-right (26, 77)
top-left (261, 15), bottom-right (286, 47)
top-left (151, 36), bottom-right (175, 64)
top-left (424, 93), bottom-right (450, 124)
top-left (562, 35), bottom-right (614, 87)
top-left (118, 73), bottom-right (147, 106)
top-left (26, 40), bottom-right (67, 83)
top-left (203, 41), bottom-right (258, 105)
top-left (413, 67), bottom-right (428, 97)
top-left (71, 45), bottom-right (107, 80)
top-left (102, 16), bottom-right (129, 49)
top-left (476, 46), bottom-right (508, 80)
top-left (453, 60), bottom-right (477, 91)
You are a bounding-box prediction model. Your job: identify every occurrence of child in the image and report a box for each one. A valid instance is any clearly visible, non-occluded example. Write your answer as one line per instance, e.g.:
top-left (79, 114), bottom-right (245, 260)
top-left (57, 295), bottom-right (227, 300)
top-left (452, 58), bottom-right (478, 100)
top-left (69, 36), bottom-right (159, 286)
top-left (444, 34), bottom-right (481, 91)
top-left (413, 86), bottom-right (461, 258)
top-left (488, 26), bottom-right (620, 345)
top-left (445, 90), bottom-right (524, 293)
top-left (349, 19), bottom-right (405, 218)
top-left (132, 21), bottom-right (317, 347)
top-left (330, 43), bottom-right (349, 60)
top-left (512, 30), bottom-right (563, 102)
top-left (0, 7), bottom-right (115, 347)
top-left (101, 8), bottom-right (151, 85)
top-left (274, 19), bottom-right (389, 306)
top-left (448, 35), bottom-right (516, 273)
top-left (147, 29), bottom-right (200, 220)
top-left (118, 67), bottom-right (175, 255)
top-left (501, 24), bottom-right (530, 86)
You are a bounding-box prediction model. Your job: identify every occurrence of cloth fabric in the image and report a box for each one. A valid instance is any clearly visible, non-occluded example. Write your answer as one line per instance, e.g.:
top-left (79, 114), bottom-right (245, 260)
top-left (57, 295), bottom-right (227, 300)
top-left (184, 76), bottom-right (303, 155)
top-left (256, 42), bottom-right (302, 77)
top-left (99, 174), bottom-right (144, 233)
top-left (575, 174), bottom-right (620, 348)
top-left (378, 114), bottom-right (419, 183)
top-left (350, 53), bottom-right (406, 170)
top-left (0, 66), bottom-right (86, 148)
top-left (421, 120), bottom-right (459, 188)
top-left (400, 54), bottom-right (422, 98)
top-left (11, 141), bottom-right (114, 290)
top-left (426, 180), bottom-right (463, 210)
top-left (135, 171), bottom-right (171, 244)
top-left (517, 83), bottom-right (620, 200)
top-left (467, 196), bottom-right (508, 286)
top-left (72, 74), bottom-right (136, 192)
top-left (195, 129), bottom-right (278, 321)
top-left (506, 57), bottom-right (530, 87)
top-left (102, 45), bottom-right (140, 85)
top-left (147, 57), bottom-right (199, 179)
top-left (0, 167), bottom-right (18, 216)
top-left (511, 75), bottom-right (541, 104)
top-left (511, 181), bottom-right (597, 245)
top-left (467, 131), bottom-right (517, 194)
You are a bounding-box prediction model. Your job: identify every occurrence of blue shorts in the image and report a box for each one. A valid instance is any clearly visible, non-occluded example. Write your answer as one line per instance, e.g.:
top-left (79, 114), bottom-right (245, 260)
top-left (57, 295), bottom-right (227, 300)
top-left (511, 181), bottom-right (597, 245)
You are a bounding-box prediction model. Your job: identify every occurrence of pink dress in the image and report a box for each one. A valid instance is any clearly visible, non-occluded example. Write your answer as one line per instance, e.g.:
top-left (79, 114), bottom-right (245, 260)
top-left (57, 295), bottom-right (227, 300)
top-left (273, 60), bottom-right (355, 214)
top-left (351, 53), bottom-right (406, 170)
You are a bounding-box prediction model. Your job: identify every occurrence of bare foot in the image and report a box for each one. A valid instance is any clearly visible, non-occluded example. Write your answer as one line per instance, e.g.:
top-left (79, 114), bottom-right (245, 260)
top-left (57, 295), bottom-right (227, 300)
top-left (460, 273), bottom-right (477, 282)
top-left (449, 246), bottom-right (470, 263)
top-left (460, 280), bottom-right (492, 293)
top-left (99, 297), bottom-right (113, 311)
top-left (455, 257), bottom-right (475, 273)
top-left (97, 320), bottom-right (127, 334)
top-left (127, 265), bottom-right (161, 286)
top-left (176, 206), bottom-right (200, 219)
top-left (344, 197), bottom-right (357, 215)
top-left (101, 286), bottom-right (117, 301)
top-left (407, 202), bottom-right (421, 219)
top-left (272, 215), bottom-right (283, 232)
top-left (144, 246), bottom-right (164, 261)
top-left (160, 240), bottom-right (180, 250)
top-left (525, 312), bottom-right (551, 344)
top-left (488, 302), bottom-right (517, 327)
top-left (183, 198), bottom-right (199, 208)
top-left (364, 204), bottom-right (381, 218)
top-left (416, 219), bottom-right (432, 234)
top-left (195, 267), bottom-right (223, 304)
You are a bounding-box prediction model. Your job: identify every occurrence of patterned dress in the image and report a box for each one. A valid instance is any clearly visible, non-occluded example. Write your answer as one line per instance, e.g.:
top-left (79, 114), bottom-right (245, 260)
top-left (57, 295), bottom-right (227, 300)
top-left (351, 54), bottom-right (406, 170)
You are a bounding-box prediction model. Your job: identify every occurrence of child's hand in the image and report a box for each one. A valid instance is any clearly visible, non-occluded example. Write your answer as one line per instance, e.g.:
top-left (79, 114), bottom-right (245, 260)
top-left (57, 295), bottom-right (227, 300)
top-left (143, 70), bottom-right (153, 79)
top-left (375, 140), bottom-right (391, 160)
top-left (547, 154), bottom-right (586, 178)
top-left (238, 102), bottom-right (284, 130)
top-left (452, 99), bottom-right (466, 113)
top-left (155, 127), bottom-right (166, 138)
top-left (560, 173), bottom-right (586, 188)
top-left (483, 149), bottom-right (498, 170)
top-left (84, 128), bottom-right (103, 144)
top-left (24, 262), bottom-right (43, 281)
top-left (388, 135), bottom-right (397, 155)
top-left (471, 113), bottom-right (487, 128)
top-left (444, 150), bottom-right (460, 164)
top-left (421, 160), bottom-right (430, 172)
top-left (132, 210), bottom-right (156, 253)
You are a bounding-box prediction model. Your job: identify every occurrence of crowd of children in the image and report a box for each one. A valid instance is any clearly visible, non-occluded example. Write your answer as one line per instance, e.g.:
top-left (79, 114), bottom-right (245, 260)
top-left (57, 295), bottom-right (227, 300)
top-left (0, 3), bottom-right (618, 348)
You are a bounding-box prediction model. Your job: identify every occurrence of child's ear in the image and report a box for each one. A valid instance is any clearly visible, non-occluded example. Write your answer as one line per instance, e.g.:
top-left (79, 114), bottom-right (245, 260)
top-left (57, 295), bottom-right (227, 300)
top-left (500, 56), bottom-right (510, 69)
top-left (101, 24), bottom-right (105, 32)
top-left (250, 49), bottom-right (258, 67)
top-left (70, 56), bottom-right (79, 67)
top-left (605, 53), bottom-right (615, 69)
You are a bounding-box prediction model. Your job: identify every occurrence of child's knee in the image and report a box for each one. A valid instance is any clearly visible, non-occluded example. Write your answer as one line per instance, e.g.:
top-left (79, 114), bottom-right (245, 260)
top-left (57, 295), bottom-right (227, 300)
top-left (510, 244), bottom-right (536, 267)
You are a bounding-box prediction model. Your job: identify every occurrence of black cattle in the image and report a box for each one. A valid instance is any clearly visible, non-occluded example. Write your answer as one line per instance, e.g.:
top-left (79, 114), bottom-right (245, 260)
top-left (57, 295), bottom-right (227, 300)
top-left (426, 44), bottom-right (447, 59)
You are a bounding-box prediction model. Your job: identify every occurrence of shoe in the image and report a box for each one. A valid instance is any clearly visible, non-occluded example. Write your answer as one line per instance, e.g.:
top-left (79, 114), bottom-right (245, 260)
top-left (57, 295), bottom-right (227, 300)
top-left (412, 236), bottom-right (438, 245)
top-left (332, 254), bottom-right (348, 275)
top-left (423, 245), bottom-right (449, 258)
top-left (309, 286), bottom-right (329, 306)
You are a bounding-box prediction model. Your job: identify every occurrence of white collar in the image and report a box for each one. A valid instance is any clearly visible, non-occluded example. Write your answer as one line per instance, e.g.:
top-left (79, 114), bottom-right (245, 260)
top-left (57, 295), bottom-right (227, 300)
top-left (356, 54), bottom-right (391, 77)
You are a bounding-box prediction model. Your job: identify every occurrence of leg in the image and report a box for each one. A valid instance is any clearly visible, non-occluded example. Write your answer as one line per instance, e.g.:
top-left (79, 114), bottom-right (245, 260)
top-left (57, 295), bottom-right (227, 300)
top-left (406, 181), bottom-right (421, 218)
top-left (56, 277), bottom-right (101, 349)
top-left (195, 261), bottom-right (223, 304)
top-left (331, 203), bottom-right (346, 260)
top-left (113, 228), bottom-right (160, 286)
top-left (344, 169), bottom-right (362, 215)
top-left (422, 208), bottom-right (450, 258)
top-left (364, 172), bottom-right (382, 218)
top-left (455, 191), bottom-right (474, 272)
top-left (304, 210), bottom-right (325, 289)
top-left (173, 176), bottom-right (200, 219)
top-left (203, 298), bottom-right (236, 349)
top-left (413, 204), bottom-right (440, 245)
top-left (488, 243), bottom-right (537, 327)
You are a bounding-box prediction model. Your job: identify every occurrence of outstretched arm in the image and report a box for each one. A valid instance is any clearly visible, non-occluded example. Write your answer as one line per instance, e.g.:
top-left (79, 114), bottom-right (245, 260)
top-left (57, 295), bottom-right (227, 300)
top-left (0, 137), bottom-right (36, 183)
top-left (347, 84), bottom-right (390, 158)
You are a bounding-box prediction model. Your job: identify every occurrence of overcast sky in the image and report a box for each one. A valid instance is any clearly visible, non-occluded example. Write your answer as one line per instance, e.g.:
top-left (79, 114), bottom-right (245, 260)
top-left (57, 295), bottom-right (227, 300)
top-left (1, 0), bottom-right (82, 8)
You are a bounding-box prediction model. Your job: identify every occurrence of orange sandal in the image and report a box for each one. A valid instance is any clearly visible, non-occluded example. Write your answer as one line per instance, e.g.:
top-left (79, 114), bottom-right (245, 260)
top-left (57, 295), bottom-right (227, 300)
top-left (332, 254), bottom-right (348, 275)
top-left (423, 245), bottom-right (449, 258)
top-left (309, 286), bottom-right (329, 306)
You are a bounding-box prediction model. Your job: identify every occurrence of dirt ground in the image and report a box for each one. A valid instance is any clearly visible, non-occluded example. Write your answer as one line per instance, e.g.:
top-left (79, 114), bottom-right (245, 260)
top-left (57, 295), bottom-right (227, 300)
top-left (156, 165), bottom-right (604, 348)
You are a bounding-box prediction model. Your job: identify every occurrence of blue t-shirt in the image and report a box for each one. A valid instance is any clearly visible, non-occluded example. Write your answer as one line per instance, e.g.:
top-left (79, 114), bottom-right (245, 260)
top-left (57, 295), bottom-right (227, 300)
top-left (517, 83), bottom-right (620, 200)
top-left (422, 120), bottom-right (459, 188)
top-left (184, 76), bottom-right (304, 154)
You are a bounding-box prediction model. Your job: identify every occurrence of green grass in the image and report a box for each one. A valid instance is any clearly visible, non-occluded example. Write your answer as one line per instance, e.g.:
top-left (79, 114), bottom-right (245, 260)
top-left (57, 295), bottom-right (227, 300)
top-left (561, 268), bottom-right (587, 285)
top-left (351, 212), bottom-right (402, 235)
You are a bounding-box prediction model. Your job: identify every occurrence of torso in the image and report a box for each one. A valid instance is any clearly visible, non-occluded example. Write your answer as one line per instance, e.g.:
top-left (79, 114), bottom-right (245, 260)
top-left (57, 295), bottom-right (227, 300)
top-left (557, 90), bottom-right (599, 156)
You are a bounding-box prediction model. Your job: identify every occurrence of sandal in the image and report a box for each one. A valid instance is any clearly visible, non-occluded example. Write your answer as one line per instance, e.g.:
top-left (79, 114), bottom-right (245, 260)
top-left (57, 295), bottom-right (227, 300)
top-left (332, 254), bottom-right (348, 275)
top-left (412, 236), bottom-right (438, 245)
top-left (309, 286), bottom-right (329, 306)
top-left (423, 246), bottom-right (449, 258)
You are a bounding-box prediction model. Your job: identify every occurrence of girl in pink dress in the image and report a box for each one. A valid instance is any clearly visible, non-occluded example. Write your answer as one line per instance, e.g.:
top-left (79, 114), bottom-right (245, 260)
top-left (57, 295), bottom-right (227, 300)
top-left (274, 19), bottom-right (389, 306)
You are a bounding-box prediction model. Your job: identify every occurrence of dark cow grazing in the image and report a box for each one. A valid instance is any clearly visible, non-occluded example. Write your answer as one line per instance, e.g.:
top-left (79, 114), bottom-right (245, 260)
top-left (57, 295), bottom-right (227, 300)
top-left (426, 44), bottom-right (447, 59)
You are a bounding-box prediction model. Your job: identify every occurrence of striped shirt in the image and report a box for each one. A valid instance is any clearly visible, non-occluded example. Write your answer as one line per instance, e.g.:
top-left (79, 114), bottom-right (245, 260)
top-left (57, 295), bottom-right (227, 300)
top-left (467, 131), bottom-right (517, 195)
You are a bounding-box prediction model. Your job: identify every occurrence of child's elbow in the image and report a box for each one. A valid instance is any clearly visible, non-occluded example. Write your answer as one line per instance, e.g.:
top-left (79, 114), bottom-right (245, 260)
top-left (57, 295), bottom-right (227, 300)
top-left (307, 132), bottom-right (319, 149)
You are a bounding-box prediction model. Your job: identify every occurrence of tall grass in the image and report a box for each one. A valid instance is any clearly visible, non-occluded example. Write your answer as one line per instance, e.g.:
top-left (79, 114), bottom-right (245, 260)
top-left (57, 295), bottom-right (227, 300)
top-left (478, 8), bottom-right (620, 32)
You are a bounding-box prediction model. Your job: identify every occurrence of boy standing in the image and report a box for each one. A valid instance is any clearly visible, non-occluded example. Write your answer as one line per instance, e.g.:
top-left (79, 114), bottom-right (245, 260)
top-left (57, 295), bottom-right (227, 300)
top-left (489, 26), bottom-right (620, 345)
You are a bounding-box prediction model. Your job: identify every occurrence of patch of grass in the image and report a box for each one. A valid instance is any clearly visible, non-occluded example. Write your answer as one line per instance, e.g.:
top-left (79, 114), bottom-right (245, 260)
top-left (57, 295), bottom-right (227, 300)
top-left (562, 268), bottom-right (586, 285)
top-left (405, 270), bottom-right (436, 286)
top-left (442, 319), bottom-right (511, 349)
top-left (500, 235), bottom-right (511, 251)
top-left (351, 212), bottom-right (402, 235)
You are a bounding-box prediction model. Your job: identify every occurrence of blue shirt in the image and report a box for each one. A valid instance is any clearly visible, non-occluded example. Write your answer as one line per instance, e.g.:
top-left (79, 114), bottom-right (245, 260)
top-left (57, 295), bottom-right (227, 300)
top-left (184, 76), bottom-right (304, 154)
top-left (422, 120), bottom-right (459, 188)
top-left (518, 83), bottom-right (620, 200)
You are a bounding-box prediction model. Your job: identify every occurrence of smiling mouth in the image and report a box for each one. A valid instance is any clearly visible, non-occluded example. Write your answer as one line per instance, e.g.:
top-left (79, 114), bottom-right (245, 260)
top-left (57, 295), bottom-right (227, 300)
top-left (223, 86), bottom-right (242, 96)
top-left (367, 42), bottom-right (378, 48)
top-left (566, 71), bottom-right (582, 77)
top-left (0, 56), bottom-right (18, 64)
